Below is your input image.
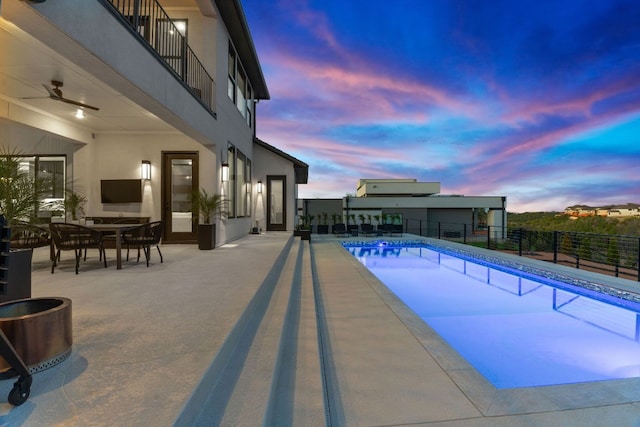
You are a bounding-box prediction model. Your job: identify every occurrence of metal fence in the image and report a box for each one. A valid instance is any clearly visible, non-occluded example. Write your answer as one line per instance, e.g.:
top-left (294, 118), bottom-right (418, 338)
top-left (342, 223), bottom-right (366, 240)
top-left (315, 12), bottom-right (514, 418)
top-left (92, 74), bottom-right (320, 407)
top-left (405, 218), bottom-right (640, 281)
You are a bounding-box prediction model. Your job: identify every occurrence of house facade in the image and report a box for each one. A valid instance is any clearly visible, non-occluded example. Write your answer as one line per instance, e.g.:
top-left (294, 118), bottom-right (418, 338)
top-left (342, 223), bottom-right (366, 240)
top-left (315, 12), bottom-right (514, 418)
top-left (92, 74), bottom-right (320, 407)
top-left (0, 0), bottom-right (305, 244)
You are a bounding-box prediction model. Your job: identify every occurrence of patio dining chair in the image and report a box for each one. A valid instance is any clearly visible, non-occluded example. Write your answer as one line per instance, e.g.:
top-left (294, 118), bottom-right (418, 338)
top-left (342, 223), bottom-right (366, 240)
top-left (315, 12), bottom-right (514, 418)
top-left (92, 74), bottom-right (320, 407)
top-left (121, 221), bottom-right (164, 267)
top-left (9, 221), bottom-right (51, 249)
top-left (49, 223), bottom-right (107, 274)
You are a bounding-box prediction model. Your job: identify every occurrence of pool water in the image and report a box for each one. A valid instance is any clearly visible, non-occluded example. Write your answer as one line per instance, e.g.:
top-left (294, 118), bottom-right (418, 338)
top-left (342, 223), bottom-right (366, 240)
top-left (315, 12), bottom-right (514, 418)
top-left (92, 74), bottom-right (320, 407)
top-left (345, 243), bottom-right (640, 389)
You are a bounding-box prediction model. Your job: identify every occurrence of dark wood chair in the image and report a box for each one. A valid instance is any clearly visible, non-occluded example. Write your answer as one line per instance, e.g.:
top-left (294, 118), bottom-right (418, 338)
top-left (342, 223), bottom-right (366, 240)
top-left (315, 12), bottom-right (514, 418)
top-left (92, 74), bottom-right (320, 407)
top-left (49, 223), bottom-right (107, 274)
top-left (121, 221), bottom-right (163, 267)
top-left (9, 222), bottom-right (51, 249)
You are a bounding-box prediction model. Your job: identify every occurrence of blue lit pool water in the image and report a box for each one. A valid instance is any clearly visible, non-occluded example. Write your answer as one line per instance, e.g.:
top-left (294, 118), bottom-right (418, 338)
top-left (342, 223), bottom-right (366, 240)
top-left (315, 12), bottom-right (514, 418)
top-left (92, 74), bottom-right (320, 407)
top-left (344, 242), bottom-right (640, 389)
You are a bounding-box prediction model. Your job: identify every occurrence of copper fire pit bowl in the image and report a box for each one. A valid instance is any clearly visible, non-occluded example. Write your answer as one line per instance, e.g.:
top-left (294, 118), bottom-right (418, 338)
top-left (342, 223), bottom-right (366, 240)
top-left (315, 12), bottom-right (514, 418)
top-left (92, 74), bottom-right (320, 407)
top-left (0, 297), bottom-right (72, 377)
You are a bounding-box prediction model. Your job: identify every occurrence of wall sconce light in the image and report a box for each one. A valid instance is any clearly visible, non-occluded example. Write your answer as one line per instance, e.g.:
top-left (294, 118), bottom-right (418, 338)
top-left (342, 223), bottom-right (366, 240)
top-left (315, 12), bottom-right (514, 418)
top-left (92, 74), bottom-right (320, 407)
top-left (257, 180), bottom-right (263, 193)
top-left (221, 161), bottom-right (229, 182)
top-left (141, 160), bottom-right (151, 180)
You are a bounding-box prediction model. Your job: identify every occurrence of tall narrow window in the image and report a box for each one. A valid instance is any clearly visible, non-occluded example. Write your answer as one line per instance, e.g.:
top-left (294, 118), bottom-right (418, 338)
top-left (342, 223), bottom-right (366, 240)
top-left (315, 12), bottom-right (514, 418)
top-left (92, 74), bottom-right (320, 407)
top-left (236, 66), bottom-right (246, 117)
top-left (227, 145), bottom-right (236, 217)
top-left (227, 47), bottom-right (236, 102)
top-left (246, 159), bottom-right (252, 216)
top-left (236, 151), bottom-right (246, 217)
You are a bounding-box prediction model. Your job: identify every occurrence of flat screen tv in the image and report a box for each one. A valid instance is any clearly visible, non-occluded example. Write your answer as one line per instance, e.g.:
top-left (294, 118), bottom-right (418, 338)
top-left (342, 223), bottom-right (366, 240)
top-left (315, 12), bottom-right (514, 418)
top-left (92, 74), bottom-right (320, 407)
top-left (100, 179), bottom-right (143, 203)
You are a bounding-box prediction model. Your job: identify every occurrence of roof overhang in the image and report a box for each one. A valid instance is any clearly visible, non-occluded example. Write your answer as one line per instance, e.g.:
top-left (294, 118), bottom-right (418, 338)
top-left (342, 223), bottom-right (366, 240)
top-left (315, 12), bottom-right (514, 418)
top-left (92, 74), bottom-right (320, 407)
top-left (254, 137), bottom-right (308, 184)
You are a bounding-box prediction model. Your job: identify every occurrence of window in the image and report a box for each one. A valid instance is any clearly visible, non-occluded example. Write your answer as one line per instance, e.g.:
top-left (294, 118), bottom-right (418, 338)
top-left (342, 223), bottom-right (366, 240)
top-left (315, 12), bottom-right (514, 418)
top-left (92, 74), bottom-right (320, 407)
top-left (236, 151), bottom-right (246, 217)
top-left (236, 66), bottom-right (247, 117)
top-left (1, 155), bottom-right (66, 220)
top-left (227, 47), bottom-right (236, 103)
top-left (227, 145), bottom-right (236, 218)
top-left (227, 43), bottom-right (254, 126)
top-left (246, 159), bottom-right (252, 216)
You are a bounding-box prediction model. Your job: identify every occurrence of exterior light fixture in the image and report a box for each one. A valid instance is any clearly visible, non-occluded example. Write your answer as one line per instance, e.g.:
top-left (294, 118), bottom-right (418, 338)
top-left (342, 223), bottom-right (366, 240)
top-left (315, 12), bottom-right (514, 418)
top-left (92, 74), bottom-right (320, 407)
top-left (221, 161), bottom-right (229, 182)
top-left (141, 160), bottom-right (151, 180)
top-left (257, 180), bottom-right (262, 193)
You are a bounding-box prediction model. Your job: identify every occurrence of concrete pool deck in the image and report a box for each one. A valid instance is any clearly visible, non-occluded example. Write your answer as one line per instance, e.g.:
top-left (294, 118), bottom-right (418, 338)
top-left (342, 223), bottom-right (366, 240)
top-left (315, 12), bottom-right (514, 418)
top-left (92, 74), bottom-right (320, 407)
top-left (1, 232), bottom-right (640, 425)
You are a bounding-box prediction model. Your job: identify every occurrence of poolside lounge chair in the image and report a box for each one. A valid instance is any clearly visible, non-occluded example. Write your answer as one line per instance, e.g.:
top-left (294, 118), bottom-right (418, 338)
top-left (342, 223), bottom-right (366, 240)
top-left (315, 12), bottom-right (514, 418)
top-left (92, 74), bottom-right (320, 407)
top-left (360, 223), bottom-right (376, 236)
top-left (332, 223), bottom-right (348, 237)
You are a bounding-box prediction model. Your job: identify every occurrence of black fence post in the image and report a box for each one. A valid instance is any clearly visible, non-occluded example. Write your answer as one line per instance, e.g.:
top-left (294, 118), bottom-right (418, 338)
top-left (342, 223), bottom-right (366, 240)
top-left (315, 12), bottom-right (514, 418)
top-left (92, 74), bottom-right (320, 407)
top-left (438, 222), bottom-right (441, 239)
top-left (637, 237), bottom-right (640, 282)
top-left (518, 228), bottom-right (523, 257)
top-left (553, 231), bottom-right (558, 264)
top-left (487, 226), bottom-right (491, 249)
top-left (463, 224), bottom-right (467, 244)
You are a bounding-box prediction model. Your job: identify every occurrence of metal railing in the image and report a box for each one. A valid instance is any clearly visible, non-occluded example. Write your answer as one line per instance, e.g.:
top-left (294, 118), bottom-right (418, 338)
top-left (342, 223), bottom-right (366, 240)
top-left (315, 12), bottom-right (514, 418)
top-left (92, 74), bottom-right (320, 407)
top-left (404, 218), bottom-right (640, 281)
top-left (101, 0), bottom-right (215, 113)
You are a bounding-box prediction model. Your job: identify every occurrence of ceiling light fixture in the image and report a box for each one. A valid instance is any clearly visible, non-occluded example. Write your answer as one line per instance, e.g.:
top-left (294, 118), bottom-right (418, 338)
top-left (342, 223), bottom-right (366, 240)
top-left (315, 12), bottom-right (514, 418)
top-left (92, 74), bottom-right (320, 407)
top-left (75, 109), bottom-right (85, 119)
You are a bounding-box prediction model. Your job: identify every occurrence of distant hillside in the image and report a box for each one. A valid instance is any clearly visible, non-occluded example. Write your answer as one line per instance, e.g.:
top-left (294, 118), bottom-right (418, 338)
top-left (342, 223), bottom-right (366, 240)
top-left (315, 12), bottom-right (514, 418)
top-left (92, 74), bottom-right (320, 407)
top-left (507, 212), bottom-right (640, 236)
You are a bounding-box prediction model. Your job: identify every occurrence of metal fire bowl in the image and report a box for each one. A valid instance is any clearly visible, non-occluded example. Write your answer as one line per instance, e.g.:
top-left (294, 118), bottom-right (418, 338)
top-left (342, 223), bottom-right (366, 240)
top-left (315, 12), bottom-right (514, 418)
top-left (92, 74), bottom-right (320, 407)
top-left (0, 297), bottom-right (72, 377)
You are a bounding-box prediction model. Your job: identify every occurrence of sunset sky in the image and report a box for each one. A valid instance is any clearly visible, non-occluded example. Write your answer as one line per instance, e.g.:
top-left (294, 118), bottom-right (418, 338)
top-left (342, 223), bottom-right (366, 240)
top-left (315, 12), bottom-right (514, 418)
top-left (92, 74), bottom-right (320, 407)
top-left (241, 0), bottom-right (640, 212)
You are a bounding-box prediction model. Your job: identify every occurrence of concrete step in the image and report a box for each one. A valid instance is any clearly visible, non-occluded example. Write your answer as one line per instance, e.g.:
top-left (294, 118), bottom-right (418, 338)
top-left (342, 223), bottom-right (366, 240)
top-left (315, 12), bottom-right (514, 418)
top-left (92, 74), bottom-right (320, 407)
top-left (176, 236), bottom-right (327, 427)
top-left (264, 240), bottom-right (325, 426)
top-left (174, 235), bottom-right (297, 426)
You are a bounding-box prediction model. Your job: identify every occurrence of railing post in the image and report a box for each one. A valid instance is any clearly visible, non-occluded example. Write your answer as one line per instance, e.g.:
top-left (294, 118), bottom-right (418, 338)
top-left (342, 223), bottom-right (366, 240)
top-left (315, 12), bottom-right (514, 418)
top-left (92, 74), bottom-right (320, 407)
top-left (553, 231), bottom-right (558, 264)
top-left (463, 223), bottom-right (467, 244)
top-left (438, 222), bottom-right (441, 239)
top-left (517, 228), bottom-right (522, 256)
top-left (487, 226), bottom-right (491, 249)
top-left (637, 237), bottom-right (640, 282)
top-left (419, 219), bottom-right (422, 237)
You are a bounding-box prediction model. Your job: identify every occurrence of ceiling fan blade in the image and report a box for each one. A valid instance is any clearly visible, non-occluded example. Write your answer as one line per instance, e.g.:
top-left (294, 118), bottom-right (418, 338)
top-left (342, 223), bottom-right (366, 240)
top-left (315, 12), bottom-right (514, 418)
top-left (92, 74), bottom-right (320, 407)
top-left (60, 97), bottom-right (100, 111)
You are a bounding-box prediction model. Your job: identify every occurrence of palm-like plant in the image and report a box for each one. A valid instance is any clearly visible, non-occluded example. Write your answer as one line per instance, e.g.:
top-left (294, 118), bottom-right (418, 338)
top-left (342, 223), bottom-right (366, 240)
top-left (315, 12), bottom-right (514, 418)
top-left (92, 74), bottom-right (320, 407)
top-left (192, 189), bottom-right (229, 224)
top-left (0, 148), bottom-right (47, 226)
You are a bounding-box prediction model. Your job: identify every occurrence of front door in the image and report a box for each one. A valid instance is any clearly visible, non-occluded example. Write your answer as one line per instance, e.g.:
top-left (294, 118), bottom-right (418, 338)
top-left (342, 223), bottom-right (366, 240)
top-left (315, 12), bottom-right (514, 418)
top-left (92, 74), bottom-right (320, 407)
top-left (162, 152), bottom-right (198, 243)
top-left (266, 175), bottom-right (286, 231)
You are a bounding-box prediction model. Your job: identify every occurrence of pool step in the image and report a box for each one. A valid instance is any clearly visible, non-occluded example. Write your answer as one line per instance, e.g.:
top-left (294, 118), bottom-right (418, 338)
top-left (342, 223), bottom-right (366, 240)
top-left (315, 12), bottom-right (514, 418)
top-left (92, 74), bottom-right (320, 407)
top-left (176, 237), bottom-right (325, 426)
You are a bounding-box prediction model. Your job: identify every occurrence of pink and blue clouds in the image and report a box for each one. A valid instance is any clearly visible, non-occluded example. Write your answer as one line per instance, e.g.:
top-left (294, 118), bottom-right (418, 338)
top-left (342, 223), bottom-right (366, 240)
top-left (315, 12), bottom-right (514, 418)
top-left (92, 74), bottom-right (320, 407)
top-left (242, 0), bottom-right (640, 212)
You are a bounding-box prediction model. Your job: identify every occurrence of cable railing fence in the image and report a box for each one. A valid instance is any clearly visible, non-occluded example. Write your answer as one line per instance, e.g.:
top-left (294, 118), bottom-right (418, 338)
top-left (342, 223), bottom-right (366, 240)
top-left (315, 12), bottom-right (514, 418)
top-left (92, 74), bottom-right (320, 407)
top-left (405, 218), bottom-right (640, 282)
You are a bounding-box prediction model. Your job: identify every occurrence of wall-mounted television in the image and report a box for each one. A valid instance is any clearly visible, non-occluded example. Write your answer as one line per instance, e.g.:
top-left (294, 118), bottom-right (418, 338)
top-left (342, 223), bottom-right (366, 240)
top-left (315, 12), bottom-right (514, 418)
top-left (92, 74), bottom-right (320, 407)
top-left (100, 179), bottom-right (143, 203)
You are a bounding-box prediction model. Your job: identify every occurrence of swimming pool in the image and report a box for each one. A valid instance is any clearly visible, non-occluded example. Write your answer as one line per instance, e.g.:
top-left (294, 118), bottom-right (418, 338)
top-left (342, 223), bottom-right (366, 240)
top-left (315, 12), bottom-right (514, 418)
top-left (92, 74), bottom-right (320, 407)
top-left (343, 241), bottom-right (640, 389)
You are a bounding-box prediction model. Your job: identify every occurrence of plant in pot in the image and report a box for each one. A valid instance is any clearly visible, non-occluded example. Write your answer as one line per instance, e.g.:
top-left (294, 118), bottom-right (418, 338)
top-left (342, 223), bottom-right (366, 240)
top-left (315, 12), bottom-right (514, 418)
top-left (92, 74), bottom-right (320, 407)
top-left (64, 190), bottom-right (87, 223)
top-left (192, 189), bottom-right (228, 250)
top-left (299, 214), bottom-right (313, 241)
top-left (331, 213), bottom-right (343, 234)
top-left (317, 212), bottom-right (329, 234)
top-left (0, 148), bottom-right (50, 302)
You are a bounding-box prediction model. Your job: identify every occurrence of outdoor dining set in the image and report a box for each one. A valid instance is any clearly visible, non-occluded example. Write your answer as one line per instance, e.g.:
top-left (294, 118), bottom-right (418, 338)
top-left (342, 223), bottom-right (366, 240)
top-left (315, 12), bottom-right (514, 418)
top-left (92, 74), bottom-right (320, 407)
top-left (11, 220), bottom-right (164, 274)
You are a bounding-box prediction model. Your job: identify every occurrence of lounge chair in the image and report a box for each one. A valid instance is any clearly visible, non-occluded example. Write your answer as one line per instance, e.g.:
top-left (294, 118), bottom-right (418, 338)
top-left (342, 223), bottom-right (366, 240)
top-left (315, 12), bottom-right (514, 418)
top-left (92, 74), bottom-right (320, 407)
top-left (332, 223), bottom-right (348, 237)
top-left (360, 223), bottom-right (376, 236)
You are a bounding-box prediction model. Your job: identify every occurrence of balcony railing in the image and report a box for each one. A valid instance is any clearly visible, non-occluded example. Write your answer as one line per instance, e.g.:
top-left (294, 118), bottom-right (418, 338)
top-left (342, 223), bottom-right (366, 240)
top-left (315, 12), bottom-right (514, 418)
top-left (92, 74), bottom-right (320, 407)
top-left (101, 0), bottom-right (215, 113)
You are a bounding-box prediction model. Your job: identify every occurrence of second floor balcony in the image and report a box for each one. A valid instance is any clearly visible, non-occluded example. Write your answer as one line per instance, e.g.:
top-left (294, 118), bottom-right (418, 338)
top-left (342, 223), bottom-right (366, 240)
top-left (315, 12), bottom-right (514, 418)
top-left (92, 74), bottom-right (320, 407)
top-left (101, 0), bottom-right (215, 114)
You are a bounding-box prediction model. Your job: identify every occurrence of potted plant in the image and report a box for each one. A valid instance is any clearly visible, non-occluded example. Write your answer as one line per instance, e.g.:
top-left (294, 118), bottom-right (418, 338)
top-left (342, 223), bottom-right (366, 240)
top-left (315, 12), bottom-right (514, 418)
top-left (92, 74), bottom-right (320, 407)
top-left (297, 214), bottom-right (313, 240)
top-left (192, 189), bottom-right (228, 250)
top-left (0, 148), bottom-right (49, 302)
top-left (317, 212), bottom-right (329, 234)
top-left (331, 213), bottom-right (344, 234)
top-left (64, 190), bottom-right (87, 222)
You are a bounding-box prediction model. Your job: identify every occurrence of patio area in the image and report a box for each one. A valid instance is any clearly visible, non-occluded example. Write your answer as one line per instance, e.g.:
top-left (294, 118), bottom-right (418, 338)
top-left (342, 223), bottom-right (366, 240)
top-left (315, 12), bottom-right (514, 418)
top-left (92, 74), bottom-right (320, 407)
top-left (1, 232), bottom-right (640, 426)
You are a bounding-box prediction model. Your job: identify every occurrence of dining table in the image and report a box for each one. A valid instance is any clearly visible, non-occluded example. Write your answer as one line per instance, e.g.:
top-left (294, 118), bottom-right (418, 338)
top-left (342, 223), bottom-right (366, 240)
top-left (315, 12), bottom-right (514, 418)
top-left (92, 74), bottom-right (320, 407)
top-left (83, 223), bottom-right (136, 270)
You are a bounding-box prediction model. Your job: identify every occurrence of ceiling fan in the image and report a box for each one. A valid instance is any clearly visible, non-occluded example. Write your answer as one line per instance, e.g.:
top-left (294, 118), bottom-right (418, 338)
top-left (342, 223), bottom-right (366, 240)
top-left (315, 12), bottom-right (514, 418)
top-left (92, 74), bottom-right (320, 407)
top-left (42, 80), bottom-right (100, 111)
